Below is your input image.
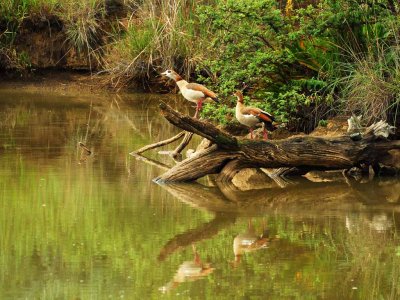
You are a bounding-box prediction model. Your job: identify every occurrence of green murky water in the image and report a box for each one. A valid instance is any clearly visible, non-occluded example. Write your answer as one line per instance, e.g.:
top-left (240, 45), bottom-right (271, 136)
top-left (0, 88), bottom-right (400, 299)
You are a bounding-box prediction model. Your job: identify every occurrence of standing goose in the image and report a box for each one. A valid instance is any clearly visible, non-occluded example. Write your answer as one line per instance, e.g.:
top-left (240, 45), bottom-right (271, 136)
top-left (161, 70), bottom-right (219, 116)
top-left (234, 90), bottom-right (276, 140)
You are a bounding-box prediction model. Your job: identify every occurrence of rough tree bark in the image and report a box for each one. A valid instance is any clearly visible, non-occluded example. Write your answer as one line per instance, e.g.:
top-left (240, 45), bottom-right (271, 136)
top-left (155, 103), bottom-right (400, 183)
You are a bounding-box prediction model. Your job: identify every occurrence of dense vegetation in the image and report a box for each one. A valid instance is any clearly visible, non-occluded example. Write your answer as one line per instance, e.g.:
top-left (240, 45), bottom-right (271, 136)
top-left (1, 0), bottom-right (400, 131)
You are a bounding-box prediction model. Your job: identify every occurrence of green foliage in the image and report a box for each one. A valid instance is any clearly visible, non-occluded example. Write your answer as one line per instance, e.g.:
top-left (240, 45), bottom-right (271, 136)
top-left (195, 0), bottom-right (332, 130)
top-left (318, 119), bottom-right (328, 127)
top-left (201, 102), bottom-right (234, 125)
top-left (197, 0), bottom-right (400, 131)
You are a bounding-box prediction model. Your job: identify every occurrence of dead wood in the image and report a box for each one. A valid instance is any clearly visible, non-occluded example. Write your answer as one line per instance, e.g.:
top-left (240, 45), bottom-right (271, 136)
top-left (171, 132), bottom-right (194, 160)
top-left (156, 102), bottom-right (400, 183)
top-left (131, 131), bottom-right (185, 155)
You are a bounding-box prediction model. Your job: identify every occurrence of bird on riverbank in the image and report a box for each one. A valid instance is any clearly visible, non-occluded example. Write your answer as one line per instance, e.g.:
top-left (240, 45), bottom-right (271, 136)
top-left (161, 70), bottom-right (219, 117)
top-left (234, 90), bottom-right (276, 140)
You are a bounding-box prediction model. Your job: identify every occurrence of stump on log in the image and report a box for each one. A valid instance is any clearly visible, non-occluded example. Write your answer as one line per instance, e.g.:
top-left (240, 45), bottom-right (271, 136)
top-left (155, 103), bottom-right (400, 183)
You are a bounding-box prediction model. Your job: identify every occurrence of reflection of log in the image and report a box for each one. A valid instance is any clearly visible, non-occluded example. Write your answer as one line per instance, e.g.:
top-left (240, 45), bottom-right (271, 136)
top-left (158, 212), bottom-right (236, 261)
top-left (156, 103), bottom-right (400, 183)
top-left (158, 179), bottom-right (400, 216)
top-left (130, 153), bottom-right (171, 170)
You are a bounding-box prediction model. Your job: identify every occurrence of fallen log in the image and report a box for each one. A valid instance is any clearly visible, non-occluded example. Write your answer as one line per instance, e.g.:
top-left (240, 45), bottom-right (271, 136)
top-left (155, 103), bottom-right (400, 183)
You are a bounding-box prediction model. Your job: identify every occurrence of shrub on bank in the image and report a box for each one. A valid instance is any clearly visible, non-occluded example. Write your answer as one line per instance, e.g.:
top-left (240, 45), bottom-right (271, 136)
top-left (197, 0), bottom-right (400, 131)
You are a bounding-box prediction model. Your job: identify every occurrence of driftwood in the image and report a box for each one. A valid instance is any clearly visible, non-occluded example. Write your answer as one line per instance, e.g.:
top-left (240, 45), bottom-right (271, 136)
top-left (171, 132), bottom-right (194, 160)
top-left (132, 104), bottom-right (202, 158)
top-left (155, 103), bottom-right (400, 183)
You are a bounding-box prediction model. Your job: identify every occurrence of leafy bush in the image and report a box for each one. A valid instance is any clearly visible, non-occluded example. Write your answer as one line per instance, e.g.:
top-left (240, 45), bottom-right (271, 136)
top-left (196, 0), bottom-right (400, 131)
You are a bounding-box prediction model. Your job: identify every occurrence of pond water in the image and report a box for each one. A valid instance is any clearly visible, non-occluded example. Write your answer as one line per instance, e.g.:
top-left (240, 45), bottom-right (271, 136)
top-left (0, 87), bottom-right (399, 299)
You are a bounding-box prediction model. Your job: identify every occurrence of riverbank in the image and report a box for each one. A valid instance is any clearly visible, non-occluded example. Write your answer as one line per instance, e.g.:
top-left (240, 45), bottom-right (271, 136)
top-left (1, 0), bottom-right (399, 133)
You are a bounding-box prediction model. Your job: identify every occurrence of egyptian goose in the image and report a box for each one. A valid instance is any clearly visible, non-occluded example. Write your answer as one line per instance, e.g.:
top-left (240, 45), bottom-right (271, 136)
top-left (160, 245), bottom-right (214, 293)
top-left (233, 221), bottom-right (269, 265)
top-left (234, 90), bottom-right (275, 140)
top-left (161, 70), bottom-right (219, 116)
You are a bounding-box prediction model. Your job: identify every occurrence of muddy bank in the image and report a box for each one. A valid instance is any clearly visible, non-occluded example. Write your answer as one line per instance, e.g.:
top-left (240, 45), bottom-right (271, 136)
top-left (1, 16), bottom-right (97, 72)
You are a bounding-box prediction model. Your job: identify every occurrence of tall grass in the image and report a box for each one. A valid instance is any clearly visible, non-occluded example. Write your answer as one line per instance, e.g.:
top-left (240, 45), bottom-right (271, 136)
top-left (61, 0), bottom-right (105, 70)
top-left (307, 2), bottom-right (400, 127)
top-left (328, 37), bottom-right (400, 126)
top-left (103, 0), bottom-right (212, 88)
top-left (344, 48), bottom-right (400, 125)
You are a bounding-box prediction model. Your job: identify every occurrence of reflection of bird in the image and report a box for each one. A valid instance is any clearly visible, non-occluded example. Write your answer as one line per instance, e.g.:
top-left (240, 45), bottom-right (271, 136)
top-left (160, 245), bottom-right (214, 293)
top-left (161, 70), bottom-right (219, 116)
top-left (234, 90), bottom-right (276, 140)
top-left (233, 220), bottom-right (269, 264)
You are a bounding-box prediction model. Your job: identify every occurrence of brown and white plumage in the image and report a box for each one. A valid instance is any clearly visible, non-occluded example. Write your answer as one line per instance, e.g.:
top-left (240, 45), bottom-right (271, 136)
top-left (234, 90), bottom-right (275, 140)
top-left (161, 70), bottom-right (219, 115)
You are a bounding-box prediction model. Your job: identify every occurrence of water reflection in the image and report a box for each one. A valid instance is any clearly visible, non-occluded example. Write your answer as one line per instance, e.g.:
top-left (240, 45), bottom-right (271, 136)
top-left (160, 245), bottom-right (215, 293)
top-left (0, 88), bottom-right (400, 299)
top-left (160, 178), bottom-right (400, 216)
top-left (233, 220), bottom-right (270, 265)
top-left (158, 212), bottom-right (236, 262)
top-left (158, 179), bottom-right (400, 298)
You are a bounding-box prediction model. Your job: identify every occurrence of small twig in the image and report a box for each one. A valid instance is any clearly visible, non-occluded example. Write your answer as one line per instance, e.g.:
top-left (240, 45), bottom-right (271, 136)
top-left (170, 107), bottom-right (201, 160)
top-left (131, 131), bottom-right (185, 155)
top-left (171, 132), bottom-right (194, 160)
top-left (78, 101), bottom-right (93, 164)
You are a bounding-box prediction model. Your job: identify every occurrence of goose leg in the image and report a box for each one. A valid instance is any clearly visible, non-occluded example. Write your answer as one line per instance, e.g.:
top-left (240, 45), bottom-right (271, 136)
top-left (194, 100), bottom-right (203, 119)
top-left (250, 128), bottom-right (254, 139)
top-left (192, 244), bottom-right (201, 264)
top-left (263, 127), bottom-right (268, 140)
top-left (198, 99), bottom-right (203, 111)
